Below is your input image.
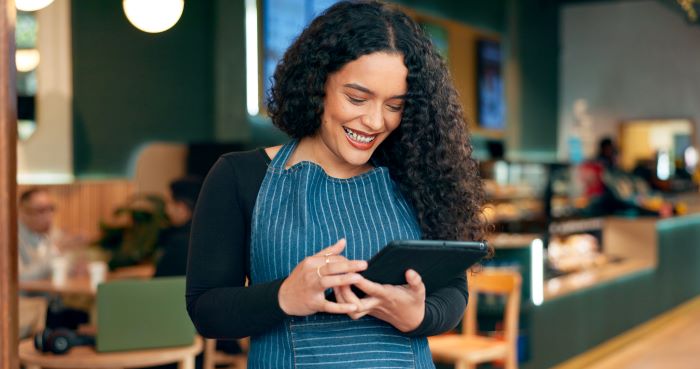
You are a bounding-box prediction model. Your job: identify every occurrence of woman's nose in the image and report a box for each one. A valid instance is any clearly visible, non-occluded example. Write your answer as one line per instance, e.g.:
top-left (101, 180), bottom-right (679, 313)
top-left (361, 107), bottom-right (383, 131)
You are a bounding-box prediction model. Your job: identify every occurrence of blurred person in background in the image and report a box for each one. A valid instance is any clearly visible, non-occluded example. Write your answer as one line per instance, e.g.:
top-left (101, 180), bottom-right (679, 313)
top-left (579, 137), bottom-right (619, 197)
top-left (17, 187), bottom-right (89, 330)
top-left (580, 138), bottom-right (673, 217)
top-left (597, 137), bottom-right (618, 170)
top-left (18, 188), bottom-right (67, 281)
top-left (155, 176), bottom-right (243, 360)
top-left (154, 177), bottom-right (202, 277)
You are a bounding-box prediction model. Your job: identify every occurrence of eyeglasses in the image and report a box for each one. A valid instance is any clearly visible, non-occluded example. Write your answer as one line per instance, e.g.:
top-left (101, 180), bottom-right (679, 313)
top-left (25, 204), bottom-right (56, 216)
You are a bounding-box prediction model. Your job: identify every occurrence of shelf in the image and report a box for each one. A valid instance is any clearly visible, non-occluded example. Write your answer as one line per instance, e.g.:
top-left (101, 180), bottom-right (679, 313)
top-left (488, 233), bottom-right (540, 249)
top-left (548, 217), bottom-right (605, 234)
top-left (544, 259), bottom-right (654, 301)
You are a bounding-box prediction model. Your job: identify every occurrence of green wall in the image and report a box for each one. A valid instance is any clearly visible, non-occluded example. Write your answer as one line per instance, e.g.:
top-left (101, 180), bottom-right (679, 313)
top-left (71, 0), bottom-right (559, 176)
top-left (72, 0), bottom-right (214, 177)
top-left (504, 0), bottom-right (560, 161)
top-left (396, 0), bottom-right (506, 32)
top-left (217, 0), bottom-right (559, 155)
top-left (395, 0), bottom-right (560, 161)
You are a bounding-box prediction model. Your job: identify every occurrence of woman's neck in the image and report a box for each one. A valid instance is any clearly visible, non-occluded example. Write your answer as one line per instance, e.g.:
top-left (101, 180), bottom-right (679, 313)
top-left (290, 136), bottom-right (373, 179)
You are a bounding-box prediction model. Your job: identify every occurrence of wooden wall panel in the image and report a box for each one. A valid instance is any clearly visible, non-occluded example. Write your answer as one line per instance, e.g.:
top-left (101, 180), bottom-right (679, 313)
top-left (18, 181), bottom-right (135, 239)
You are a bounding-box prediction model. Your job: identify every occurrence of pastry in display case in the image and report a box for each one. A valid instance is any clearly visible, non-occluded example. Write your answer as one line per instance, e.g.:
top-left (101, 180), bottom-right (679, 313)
top-left (480, 160), bottom-right (549, 234)
top-left (546, 233), bottom-right (606, 274)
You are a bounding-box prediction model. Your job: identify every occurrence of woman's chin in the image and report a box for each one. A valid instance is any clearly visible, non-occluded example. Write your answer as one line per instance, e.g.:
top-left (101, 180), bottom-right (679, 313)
top-left (343, 154), bottom-right (372, 167)
top-left (338, 147), bottom-right (374, 167)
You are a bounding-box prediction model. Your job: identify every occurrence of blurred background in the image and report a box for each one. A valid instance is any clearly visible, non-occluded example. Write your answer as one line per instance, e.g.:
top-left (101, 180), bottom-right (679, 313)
top-left (9, 0), bottom-right (700, 368)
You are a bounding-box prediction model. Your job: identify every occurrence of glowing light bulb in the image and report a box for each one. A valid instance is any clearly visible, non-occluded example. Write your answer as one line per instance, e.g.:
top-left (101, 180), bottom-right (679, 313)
top-left (16, 0), bottom-right (54, 12)
top-left (16, 49), bottom-right (40, 72)
top-left (122, 0), bottom-right (184, 34)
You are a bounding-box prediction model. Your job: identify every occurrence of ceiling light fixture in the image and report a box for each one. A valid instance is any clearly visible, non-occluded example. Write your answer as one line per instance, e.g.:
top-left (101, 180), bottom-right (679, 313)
top-left (123, 0), bottom-right (184, 34)
top-left (16, 0), bottom-right (54, 12)
top-left (16, 49), bottom-right (40, 72)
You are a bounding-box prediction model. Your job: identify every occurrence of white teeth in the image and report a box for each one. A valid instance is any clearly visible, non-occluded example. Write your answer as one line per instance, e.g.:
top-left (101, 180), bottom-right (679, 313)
top-left (344, 127), bottom-right (376, 144)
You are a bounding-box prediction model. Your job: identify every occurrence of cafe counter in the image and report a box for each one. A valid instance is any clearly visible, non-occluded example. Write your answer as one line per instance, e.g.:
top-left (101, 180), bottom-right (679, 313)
top-left (486, 214), bottom-right (700, 369)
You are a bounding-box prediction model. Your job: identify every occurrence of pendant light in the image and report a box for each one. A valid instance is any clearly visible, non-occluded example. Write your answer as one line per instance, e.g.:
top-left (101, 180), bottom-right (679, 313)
top-left (123, 0), bottom-right (184, 34)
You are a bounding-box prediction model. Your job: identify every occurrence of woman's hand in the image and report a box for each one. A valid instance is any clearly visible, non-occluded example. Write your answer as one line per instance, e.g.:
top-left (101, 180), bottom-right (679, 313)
top-left (333, 269), bottom-right (426, 332)
top-left (278, 239), bottom-right (368, 316)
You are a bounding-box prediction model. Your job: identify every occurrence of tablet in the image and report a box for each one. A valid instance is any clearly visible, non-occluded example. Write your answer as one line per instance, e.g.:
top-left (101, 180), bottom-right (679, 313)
top-left (330, 240), bottom-right (489, 299)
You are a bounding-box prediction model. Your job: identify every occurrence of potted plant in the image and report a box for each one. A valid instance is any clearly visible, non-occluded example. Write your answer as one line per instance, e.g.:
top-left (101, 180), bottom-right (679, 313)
top-left (96, 193), bottom-right (169, 270)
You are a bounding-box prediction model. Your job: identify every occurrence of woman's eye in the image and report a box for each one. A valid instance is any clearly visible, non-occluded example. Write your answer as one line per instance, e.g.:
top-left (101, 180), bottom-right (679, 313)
top-left (346, 95), bottom-right (366, 105)
top-left (387, 104), bottom-right (403, 112)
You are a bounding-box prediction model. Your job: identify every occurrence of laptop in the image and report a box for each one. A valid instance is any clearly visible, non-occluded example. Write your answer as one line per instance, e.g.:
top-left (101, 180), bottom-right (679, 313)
top-left (96, 276), bottom-right (196, 352)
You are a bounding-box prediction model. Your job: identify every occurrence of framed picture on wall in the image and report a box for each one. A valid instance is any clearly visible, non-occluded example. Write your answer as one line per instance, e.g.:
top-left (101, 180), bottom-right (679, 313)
top-left (262, 0), bottom-right (339, 101)
top-left (476, 39), bottom-right (505, 130)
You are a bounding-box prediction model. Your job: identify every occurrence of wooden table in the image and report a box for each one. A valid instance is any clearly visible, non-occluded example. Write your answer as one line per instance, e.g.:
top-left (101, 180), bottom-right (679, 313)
top-left (19, 335), bottom-right (202, 369)
top-left (19, 264), bottom-right (155, 297)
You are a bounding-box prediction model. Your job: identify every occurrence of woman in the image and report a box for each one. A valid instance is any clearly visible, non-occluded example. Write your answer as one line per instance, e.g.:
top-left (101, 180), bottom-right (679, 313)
top-left (186, 1), bottom-right (487, 368)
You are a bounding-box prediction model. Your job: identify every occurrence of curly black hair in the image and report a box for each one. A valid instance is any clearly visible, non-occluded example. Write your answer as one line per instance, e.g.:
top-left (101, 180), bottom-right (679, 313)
top-left (268, 0), bottom-right (488, 244)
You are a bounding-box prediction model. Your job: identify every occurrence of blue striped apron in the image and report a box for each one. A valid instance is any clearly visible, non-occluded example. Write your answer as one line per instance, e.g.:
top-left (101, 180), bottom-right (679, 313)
top-left (247, 139), bottom-right (435, 368)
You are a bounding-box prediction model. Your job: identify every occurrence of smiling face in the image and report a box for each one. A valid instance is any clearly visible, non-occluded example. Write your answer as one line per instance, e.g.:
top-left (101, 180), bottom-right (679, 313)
top-left (309, 52), bottom-right (408, 172)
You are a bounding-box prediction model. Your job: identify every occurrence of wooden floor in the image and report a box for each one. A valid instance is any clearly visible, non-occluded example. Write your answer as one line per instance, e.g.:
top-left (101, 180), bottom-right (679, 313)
top-left (554, 296), bottom-right (700, 369)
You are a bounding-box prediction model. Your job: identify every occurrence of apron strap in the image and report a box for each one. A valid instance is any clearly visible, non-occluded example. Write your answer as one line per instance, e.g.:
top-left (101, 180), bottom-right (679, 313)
top-left (268, 139), bottom-right (298, 170)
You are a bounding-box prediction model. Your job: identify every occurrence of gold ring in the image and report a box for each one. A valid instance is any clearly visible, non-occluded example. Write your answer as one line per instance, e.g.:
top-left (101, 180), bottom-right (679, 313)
top-left (316, 265), bottom-right (324, 279)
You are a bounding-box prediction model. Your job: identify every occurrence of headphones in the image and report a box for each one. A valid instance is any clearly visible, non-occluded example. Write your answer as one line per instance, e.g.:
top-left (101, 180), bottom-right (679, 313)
top-left (34, 328), bottom-right (95, 355)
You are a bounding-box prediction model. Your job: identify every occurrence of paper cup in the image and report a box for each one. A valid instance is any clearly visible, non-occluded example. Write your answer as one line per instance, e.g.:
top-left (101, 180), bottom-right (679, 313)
top-left (88, 261), bottom-right (108, 290)
top-left (51, 257), bottom-right (69, 286)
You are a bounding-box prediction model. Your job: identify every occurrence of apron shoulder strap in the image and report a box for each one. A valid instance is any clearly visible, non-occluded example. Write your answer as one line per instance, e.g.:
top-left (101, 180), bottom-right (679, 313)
top-left (268, 139), bottom-right (298, 170)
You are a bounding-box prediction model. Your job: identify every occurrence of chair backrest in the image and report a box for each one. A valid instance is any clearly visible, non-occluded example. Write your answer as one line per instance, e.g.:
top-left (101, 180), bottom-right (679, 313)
top-left (463, 269), bottom-right (522, 348)
top-left (18, 296), bottom-right (47, 339)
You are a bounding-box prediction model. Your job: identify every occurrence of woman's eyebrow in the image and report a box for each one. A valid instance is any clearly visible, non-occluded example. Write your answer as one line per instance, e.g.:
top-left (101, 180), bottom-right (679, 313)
top-left (343, 83), bottom-right (406, 99)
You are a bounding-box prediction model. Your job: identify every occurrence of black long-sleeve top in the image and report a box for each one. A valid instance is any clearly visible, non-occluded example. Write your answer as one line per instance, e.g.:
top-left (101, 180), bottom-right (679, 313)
top-left (186, 148), bottom-right (468, 339)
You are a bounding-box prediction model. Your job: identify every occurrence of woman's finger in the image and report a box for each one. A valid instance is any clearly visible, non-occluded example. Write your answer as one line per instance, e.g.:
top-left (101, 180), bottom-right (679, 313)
top-left (322, 255), bottom-right (350, 264)
top-left (340, 286), bottom-right (370, 320)
top-left (340, 285), bottom-right (360, 304)
top-left (356, 296), bottom-right (381, 311)
top-left (333, 287), bottom-right (346, 304)
top-left (348, 309), bottom-right (369, 320)
top-left (323, 260), bottom-right (367, 275)
top-left (405, 269), bottom-right (425, 295)
top-left (352, 276), bottom-right (387, 297)
top-left (319, 273), bottom-right (362, 289)
top-left (339, 286), bottom-right (364, 312)
top-left (314, 238), bottom-right (346, 257)
top-left (321, 300), bottom-right (359, 314)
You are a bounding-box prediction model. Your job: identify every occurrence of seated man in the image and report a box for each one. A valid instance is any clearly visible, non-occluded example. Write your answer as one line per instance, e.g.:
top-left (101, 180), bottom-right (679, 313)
top-left (18, 188), bottom-right (64, 281)
top-left (154, 177), bottom-right (202, 277)
top-left (18, 187), bottom-right (88, 329)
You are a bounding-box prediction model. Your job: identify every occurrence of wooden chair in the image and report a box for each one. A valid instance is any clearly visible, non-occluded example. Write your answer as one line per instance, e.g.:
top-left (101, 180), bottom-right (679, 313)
top-left (18, 296), bottom-right (47, 339)
top-left (203, 337), bottom-right (248, 369)
top-left (428, 269), bottom-right (522, 369)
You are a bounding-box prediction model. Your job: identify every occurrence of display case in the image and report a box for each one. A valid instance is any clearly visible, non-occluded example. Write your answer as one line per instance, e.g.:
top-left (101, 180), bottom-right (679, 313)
top-left (480, 160), bottom-right (549, 235)
top-left (481, 160), bottom-right (660, 291)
